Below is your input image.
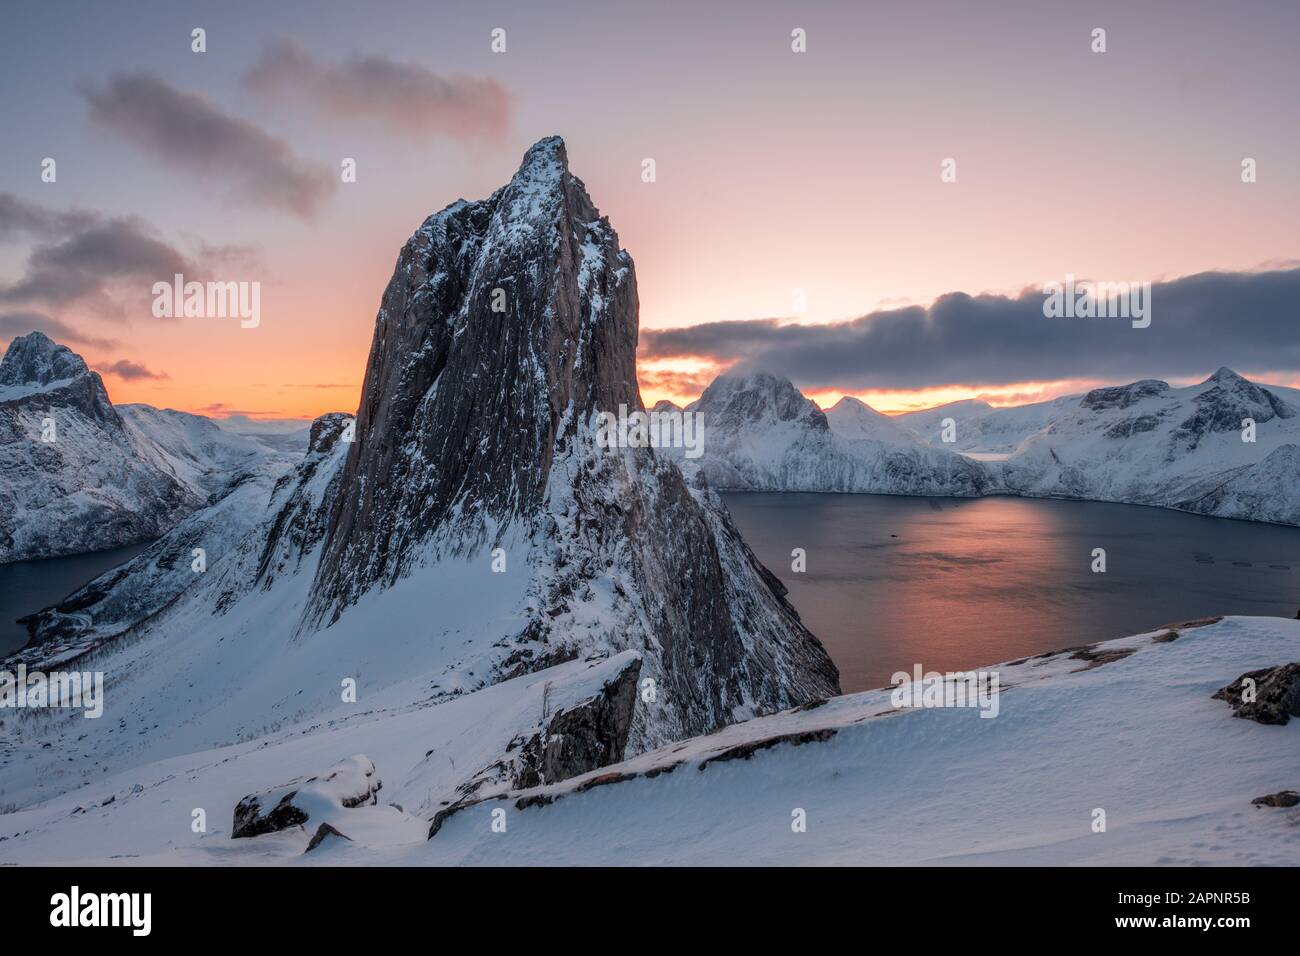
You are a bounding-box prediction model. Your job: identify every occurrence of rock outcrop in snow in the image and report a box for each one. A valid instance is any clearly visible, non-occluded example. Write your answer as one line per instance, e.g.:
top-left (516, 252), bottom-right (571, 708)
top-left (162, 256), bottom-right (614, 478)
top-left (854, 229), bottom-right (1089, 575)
top-left (232, 754), bottom-right (382, 839)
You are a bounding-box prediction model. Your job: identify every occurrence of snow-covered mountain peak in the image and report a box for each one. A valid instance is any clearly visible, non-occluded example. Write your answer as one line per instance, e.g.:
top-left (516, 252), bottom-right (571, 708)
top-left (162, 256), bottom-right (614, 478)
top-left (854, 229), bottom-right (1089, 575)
top-left (0, 330), bottom-right (90, 388)
top-left (1205, 365), bottom-right (1245, 385)
top-left (1178, 367), bottom-right (1296, 442)
top-left (825, 395), bottom-right (911, 442)
top-left (695, 371), bottom-right (828, 431)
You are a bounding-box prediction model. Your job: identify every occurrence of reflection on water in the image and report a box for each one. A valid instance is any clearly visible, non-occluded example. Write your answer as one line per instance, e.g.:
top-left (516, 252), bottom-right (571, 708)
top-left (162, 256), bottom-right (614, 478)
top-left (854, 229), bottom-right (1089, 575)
top-left (723, 493), bottom-right (1300, 693)
top-left (0, 541), bottom-right (155, 656)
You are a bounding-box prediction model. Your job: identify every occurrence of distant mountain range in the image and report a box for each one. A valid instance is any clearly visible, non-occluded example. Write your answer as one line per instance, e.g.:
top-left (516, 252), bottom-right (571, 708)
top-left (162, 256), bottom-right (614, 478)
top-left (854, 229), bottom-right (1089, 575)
top-left (672, 366), bottom-right (1300, 525)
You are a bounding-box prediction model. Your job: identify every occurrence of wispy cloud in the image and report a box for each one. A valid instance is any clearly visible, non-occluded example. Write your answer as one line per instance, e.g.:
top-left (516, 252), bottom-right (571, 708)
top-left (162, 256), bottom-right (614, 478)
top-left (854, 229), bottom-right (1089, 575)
top-left (0, 215), bottom-right (196, 316)
top-left (81, 72), bottom-right (336, 219)
top-left (244, 39), bottom-right (512, 144)
top-left (0, 194), bottom-right (265, 322)
top-left (0, 194), bottom-right (97, 243)
top-left (640, 268), bottom-right (1300, 391)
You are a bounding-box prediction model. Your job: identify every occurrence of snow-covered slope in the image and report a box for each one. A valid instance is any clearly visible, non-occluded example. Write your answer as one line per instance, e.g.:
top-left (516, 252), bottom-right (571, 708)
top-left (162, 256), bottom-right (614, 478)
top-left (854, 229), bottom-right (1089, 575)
top-left (411, 616), bottom-right (1300, 866)
top-left (4, 616), bottom-right (1295, 865)
top-left (0, 333), bottom-right (196, 563)
top-left (9, 417), bottom-right (344, 666)
top-left (0, 651), bottom-right (645, 861)
top-left (0, 137), bottom-right (837, 812)
top-left (993, 369), bottom-right (1300, 523)
top-left (897, 394), bottom-right (1079, 455)
top-left (825, 395), bottom-right (912, 442)
top-left (119, 404), bottom-right (290, 499)
top-left (680, 372), bottom-right (991, 496)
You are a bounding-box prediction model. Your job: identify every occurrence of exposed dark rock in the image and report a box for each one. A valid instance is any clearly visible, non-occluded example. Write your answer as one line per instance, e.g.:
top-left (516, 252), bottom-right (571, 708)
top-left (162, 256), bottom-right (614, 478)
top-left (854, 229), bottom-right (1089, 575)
top-left (1212, 663), bottom-right (1300, 725)
top-left (513, 655), bottom-right (640, 789)
top-left (1160, 616), bottom-right (1223, 631)
top-left (1251, 790), bottom-right (1299, 808)
top-left (1080, 379), bottom-right (1170, 411)
top-left (232, 791), bottom-right (309, 839)
top-left (304, 822), bottom-right (352, 852)
top-left (1104, 414), bottom-right (1161, 439)
top-left (697, 728), bottom-right (837, 770)
top-left (1068, 645), bottom-right (1136, 670)
top-left (232, 755), bottom-right (380, 839)
top-left (1173, 367), bottom-right (1296, 451)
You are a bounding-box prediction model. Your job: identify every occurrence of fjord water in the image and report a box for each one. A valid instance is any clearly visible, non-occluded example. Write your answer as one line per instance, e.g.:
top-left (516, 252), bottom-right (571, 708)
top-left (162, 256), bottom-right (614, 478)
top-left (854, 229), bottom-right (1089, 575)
top-left (0, 542), bottom-right (153, 656)
top-left (722, 493), bottom-right (1300, 693)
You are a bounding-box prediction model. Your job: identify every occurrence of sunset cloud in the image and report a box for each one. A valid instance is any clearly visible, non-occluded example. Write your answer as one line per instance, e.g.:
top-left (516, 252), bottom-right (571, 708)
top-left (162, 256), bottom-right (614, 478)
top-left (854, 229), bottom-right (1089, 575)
top-left (95, 358), bottom-right (169, 381)
top-left (81, 73), bottom-right (336, 219)
top-left (640, 268), bottom-right (1300, 393)
top-left (0, 195), bottom-right (265, 324)
top-left (0, 215), bottom-right (196, 315)
top-left (244, 39), bottom-right (512, 144)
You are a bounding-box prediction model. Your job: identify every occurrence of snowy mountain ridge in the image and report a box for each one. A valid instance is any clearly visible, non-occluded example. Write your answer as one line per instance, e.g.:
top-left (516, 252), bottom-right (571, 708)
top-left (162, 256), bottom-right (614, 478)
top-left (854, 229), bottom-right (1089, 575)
top-left (689, 367), bottom-right (1300, 525)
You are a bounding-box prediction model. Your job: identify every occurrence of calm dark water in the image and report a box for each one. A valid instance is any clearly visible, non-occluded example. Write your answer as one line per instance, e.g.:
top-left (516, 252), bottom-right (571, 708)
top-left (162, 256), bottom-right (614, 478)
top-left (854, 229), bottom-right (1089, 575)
top-left (0, 542), bottom-right (154, 656)
top-left (722, 493), bottom-right (1300, 693)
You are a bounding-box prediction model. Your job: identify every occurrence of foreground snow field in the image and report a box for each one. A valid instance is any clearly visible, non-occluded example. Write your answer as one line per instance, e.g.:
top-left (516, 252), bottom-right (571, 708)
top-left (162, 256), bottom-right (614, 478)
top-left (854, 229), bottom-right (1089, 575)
top-left (3, 616), bottom-right (1296, 865)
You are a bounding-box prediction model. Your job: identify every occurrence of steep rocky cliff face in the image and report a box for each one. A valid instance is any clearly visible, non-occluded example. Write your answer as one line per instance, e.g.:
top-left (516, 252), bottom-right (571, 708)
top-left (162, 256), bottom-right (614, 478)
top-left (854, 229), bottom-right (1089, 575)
top-left (304, 137), bottom-right (839, 746)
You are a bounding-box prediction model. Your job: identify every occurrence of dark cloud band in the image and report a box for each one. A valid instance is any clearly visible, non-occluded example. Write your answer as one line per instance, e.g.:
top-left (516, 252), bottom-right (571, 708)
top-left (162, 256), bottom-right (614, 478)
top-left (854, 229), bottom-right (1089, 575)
top-left (640, 268), bottom-right (1300, 389)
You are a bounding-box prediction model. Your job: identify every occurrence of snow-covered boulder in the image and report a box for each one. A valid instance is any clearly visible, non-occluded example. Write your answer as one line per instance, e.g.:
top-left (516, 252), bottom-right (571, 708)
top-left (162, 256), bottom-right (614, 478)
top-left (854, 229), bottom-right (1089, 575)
top-left (232, 754), bottom-right (381, 839)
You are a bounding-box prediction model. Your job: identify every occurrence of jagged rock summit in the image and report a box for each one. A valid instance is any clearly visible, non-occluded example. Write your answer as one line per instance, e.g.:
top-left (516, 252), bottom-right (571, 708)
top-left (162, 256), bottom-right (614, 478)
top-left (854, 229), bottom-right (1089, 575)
top-left (0, 330), bottom-right (115, 423)
top-left (305, 135), bottom-right (839, 747)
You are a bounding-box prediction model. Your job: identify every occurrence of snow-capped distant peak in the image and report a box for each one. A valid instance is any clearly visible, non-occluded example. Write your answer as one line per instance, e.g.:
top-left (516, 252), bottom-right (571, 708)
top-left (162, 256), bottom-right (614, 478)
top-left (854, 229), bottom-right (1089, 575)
top-left (695, 371), bottom-right (827, 430)
top-left (0, 330), bottom-right (90, 388)
top-left (825, 395), bottom-right (910, 442)
top-left (1205, 366), bottom-right (1244, 385)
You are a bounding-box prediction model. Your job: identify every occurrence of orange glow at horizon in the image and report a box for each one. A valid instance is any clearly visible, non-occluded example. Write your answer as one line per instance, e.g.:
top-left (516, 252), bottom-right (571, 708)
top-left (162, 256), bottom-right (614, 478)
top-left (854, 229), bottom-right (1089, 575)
top-left (636, 356), bottom-right (1112, 416)
top-left (803, 380), bottom-right (1103, 415)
